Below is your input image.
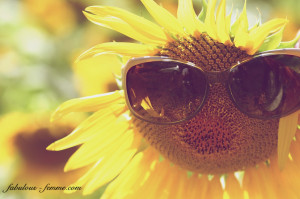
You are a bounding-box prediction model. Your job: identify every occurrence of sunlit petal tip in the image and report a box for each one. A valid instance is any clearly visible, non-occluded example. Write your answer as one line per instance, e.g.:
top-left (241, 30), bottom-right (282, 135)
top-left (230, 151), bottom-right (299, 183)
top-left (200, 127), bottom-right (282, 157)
top-left (216, 0), bottom-right (232, 44)
top-left (259, 27), bottom-right (285, 51)
top-left (225, 3), bottom-right (233, 35)
top-left (178, 0), bottom-right (206, 35)
top-left (86, 5), bottom-right (169, 43)
top-left (46, 142), bottom-right (58, 151)
top-left (141, 0), bottom-right (186, 35)
top-left (204, 0), bottom-right (217, 39)
top-left (82, 9), bottom-right (166, 45)
top-left (249, 18), bottom-right (288, 53)
top-left (77, 42), bottom-right (157, 63)
top-left (278, 111), bottom-right (300, 170)
top-left (51, 91), bottom-right (124, 123)
top-left (50, 106), bottom-right (66, 123)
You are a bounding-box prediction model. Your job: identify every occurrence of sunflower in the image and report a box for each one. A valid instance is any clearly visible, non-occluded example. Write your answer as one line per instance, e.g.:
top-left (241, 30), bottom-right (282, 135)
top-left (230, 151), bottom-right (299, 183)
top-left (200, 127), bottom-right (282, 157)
top-left (0, 112), bottom-right (85, 198)
top-left (48, 0), bottom-right (300, 198)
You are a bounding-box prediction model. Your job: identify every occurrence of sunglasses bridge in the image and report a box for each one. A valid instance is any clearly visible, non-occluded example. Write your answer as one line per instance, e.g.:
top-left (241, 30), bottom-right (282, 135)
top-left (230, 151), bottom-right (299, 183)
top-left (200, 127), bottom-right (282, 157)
top-left (204, 69), bottom-right (231, 85)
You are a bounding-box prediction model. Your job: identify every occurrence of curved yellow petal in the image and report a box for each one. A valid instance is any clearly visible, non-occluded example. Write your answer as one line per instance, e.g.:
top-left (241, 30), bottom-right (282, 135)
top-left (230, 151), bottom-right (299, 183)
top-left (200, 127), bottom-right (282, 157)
top-left (76, 42), bottom-right (158, 62)
top-left (269, 162), bottom-right (299, 199)
top-left (204, 0), bottom-right (217, 39)
top-left (141, 0), bottom-right (185, 35)
top-left (129, 160), bottom-right (173, 198)
top-left (64, 123), bottom-right (134, 171)
top-left (87, 149), bottom-right (138, 195)
top-left (278, 111), bottom-right (299, 170)
top-left (102, 149), bottom-right (159, 199)
top-left (290, 133), bottom-right (300, 166)
top-left (225, 4), bottom-right (233, 36)
top-left (243, 167), bottom-right (265, 199)
top-left (47, 104), bottom-right (127, 151)
top-left (83, 10), bottom-right (165, 46)
top-left (51, 90), bottom-right (124, 121)
top-left (206, 176), bottom-right (223, 198)
top-left (259, 27), bottom-right (284, 51)
top-left (216, 0), bottom-right (232, 45)
top-left (86, 6), bottom-right (167, 42)
top-left (177, 0), bottom-right (206, 35)
top-left (66, 148), bottom-right (137, 195)
top-left (247, 18), bottom-right (288, 54)
top-left (224, 173), bottom-right (243, 199)
top-left (280, 159), bottom-right (300, 197)
top-left (192, 175), bottom-right (209, 198)
top-left (233, 0), bottom-right (250, 48)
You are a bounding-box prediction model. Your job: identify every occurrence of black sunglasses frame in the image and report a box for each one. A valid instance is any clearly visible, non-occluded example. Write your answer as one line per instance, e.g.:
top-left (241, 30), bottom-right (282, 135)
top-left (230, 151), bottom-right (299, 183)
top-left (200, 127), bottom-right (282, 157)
top-left (121, 48), bottom-right (300, 124)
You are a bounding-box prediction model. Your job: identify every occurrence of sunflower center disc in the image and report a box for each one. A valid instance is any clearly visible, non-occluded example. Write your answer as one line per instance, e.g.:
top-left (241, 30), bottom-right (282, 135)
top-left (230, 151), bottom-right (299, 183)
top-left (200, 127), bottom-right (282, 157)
top-left (132, 33), bottom-right (279, 174)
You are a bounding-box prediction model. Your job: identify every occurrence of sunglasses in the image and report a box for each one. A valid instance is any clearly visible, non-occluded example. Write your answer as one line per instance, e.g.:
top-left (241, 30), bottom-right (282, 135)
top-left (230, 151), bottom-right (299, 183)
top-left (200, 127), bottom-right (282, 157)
top-left (122, 48), bottom-right (300, 124)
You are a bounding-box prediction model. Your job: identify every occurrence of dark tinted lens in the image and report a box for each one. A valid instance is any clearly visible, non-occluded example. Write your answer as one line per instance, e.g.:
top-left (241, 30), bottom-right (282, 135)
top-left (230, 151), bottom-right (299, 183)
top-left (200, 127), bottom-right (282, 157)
top-left (126, 61), bottom-right (207, 123)
top-left (229, 54), bottom-right (300, 119)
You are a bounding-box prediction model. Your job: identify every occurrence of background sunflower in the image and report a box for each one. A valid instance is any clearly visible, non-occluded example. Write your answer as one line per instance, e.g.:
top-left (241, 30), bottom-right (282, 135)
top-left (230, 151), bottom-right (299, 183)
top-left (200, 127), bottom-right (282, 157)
top-left (0, 0), bottom-right (299, 199)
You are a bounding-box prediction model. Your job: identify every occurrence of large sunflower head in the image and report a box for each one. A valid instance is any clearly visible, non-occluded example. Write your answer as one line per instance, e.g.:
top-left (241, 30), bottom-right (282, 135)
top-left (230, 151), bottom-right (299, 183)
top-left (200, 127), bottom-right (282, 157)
top-left (48, 0), bottom-right (300, 198)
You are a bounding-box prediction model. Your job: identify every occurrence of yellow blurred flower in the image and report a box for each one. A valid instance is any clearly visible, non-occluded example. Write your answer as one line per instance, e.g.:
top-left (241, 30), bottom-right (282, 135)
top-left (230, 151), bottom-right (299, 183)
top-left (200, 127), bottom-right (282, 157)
top-left (48, 0), bottom-right (300, 198)
top-left (0, 112), bottom-right (85, 197)
top-left (24, 0), bottom-right (77, 35)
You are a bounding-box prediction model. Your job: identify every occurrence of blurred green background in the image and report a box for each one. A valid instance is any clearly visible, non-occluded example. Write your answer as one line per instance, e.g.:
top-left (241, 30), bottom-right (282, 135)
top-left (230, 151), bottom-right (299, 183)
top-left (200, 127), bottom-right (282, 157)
top-left (0, 0), bottom-right (299, 199)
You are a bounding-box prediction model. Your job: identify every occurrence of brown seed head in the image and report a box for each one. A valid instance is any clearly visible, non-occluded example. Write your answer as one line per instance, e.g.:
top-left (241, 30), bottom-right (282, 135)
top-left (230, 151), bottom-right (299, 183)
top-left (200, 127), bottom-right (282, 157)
top-left (132, 33), bottom-right (279, 174)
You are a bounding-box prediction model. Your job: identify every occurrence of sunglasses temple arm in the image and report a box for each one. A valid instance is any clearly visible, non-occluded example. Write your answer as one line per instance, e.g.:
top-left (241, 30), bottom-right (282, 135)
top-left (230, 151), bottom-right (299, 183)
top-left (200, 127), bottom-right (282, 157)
top-left (258, 48), bottom-right (300, 57)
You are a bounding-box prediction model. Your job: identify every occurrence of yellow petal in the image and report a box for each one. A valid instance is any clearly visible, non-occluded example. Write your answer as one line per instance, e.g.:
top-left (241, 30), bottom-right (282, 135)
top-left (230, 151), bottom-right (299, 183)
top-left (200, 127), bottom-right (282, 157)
top-left (64, 124), bottom-right (135, 171)
top-left (47, 104), bottom-right (127, 151)
top-left (243, 167), bottom-right (264, 199)
top-left (130, 160), bottom-right (173, 198)
top-left (233, 0), bottom-right (250, 48)
top-left (225, 4), bottom-right (233, 37)
top-left (204, 0), bottom-right (217, 39)
top-left (191, 175), bottom-right (209, 198)
top-left (280, 160), bottom-right (300, 198)
top-left (77, 42), bottom-right (157, 62)
top-left (290, 134), bottom-right (300, 167)
top-left (86, 6), bottom-right (167, 42)
top-left (141, 0), bottom-right (185, 35)
top-left (51, 90), bottom-right (124, 121)
top-left (216, 0), bottom-right (232, 45)
top-left (66, 148), bottom-right (137, 195)
top-left (255, 163), bottom-right (279, 199)
top-left (270, 158), bottom-right (299, 199)
top-left (166, 167), bottom-right (188, 199)
top-left (147, 162), bottom-right (178, 199)
top-left (247, 18), bottom-right (288, 54)
top-left (225, 173), bottom-right (243, 199)
top-left (278, 111), bottom-right (299, 170)
top-left (177, 0), bottom-right (206, 35)
top-left (206, 176), bottom-right (223, 199)
top-left (102, 149), bottom-right (159, 199)
top-left (83, 10), bottom-right (165, 45)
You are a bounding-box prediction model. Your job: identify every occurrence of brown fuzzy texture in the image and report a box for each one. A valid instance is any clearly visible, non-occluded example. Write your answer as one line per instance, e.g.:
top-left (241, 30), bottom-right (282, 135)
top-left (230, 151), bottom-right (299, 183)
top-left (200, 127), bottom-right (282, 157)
top-left (132, 33), bottom-right (279, 174)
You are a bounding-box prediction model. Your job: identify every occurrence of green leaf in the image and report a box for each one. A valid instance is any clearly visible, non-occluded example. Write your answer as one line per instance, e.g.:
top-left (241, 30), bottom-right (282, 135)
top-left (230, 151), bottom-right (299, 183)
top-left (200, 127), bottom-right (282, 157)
top-left (277, 33), bottom-right (300, 49)
top-left (198, 0), bottom-right (208, 22)
top-left (259, 27), bottom-right (284, 51)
